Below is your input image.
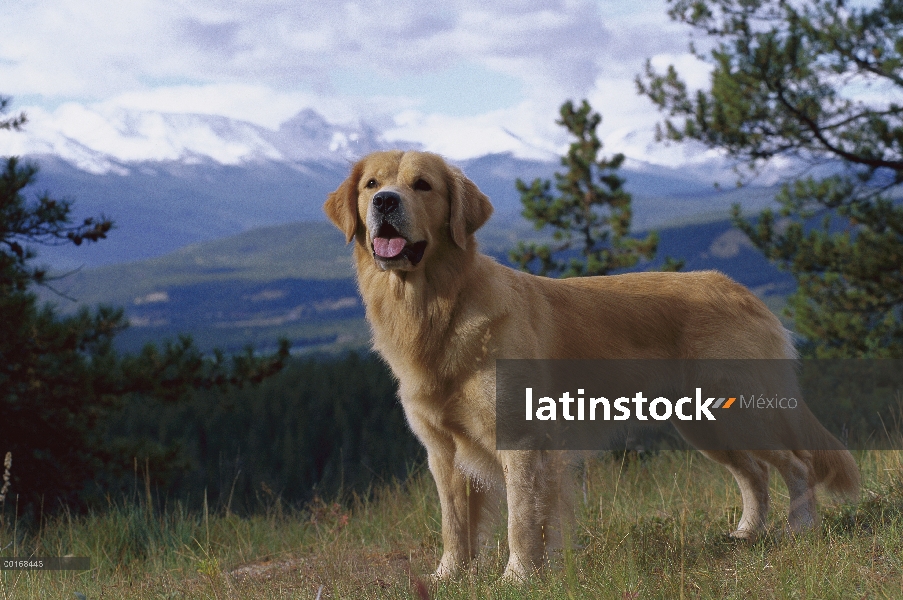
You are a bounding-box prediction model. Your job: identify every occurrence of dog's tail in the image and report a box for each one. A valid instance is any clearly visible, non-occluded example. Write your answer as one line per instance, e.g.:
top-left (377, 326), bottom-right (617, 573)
top-left (809, 445), bottom-right (860, 499)
top-left (780, 330), bottom-right (859, 498)
top-left (793, 401), bottom-right (859, 498)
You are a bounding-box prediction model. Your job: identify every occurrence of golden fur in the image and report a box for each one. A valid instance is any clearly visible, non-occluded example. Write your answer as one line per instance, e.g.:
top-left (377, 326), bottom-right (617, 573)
top-left (324, 150), bottom-right (859, 581)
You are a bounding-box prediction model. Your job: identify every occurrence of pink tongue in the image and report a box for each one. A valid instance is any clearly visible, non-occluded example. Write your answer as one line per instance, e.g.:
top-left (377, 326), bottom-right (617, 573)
top-left (373, 237), bottom-right (406, 258)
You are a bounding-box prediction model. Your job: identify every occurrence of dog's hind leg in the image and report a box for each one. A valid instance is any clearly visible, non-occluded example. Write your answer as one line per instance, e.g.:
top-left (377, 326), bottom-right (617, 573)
top-left (701, 450), bottom-right (771, 539)
top-left (758, 450), bottom-right (817, 532)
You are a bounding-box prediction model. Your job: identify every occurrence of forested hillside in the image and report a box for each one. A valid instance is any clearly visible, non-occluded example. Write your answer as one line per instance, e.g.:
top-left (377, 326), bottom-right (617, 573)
top-left (41, 216), bottom-right (794, 355)
top-left (107, 352), bottom-right (422, 513)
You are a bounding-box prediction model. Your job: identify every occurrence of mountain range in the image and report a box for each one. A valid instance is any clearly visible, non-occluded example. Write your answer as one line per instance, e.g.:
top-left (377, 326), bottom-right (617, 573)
top-left (9, 106), bottom-right (795, 354)
top-left (4, 105), bottom-right (785, 271)
top-left (39, 215), bottom-right (795, 355)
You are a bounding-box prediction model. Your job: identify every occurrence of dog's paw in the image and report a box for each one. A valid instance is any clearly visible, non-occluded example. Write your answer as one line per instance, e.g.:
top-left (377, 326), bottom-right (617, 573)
top-left (729, 528), bottom-right (761, 541)
top-left (495, 569), bottom-right (530, 587)
top-left (429, 561), bottom-right (458, 582)
top-left (496, 559), bottom-right (534, 586)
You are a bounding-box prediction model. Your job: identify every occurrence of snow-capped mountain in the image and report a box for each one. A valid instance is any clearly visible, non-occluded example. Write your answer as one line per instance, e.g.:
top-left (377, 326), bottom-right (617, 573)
top-left (0, 105), bottom-right (780, 271)
top-left (268, 109), bottom-right (400, 164)
top-left (0, 104), bottom-right (400, 175)
top-left (0, 102), bottom-right (751, 178)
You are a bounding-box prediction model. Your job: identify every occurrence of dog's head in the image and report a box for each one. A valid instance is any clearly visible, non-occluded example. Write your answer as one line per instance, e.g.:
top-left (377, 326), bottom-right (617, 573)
top-left (323, 150), bottom-right (493, 272)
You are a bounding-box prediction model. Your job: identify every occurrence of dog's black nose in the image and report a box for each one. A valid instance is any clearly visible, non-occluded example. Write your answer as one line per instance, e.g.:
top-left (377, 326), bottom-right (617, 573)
top-left (372, 191), bottom-right (400, 214)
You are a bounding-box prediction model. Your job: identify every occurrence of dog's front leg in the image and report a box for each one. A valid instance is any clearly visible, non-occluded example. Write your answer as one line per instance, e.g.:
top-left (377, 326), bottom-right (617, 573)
top-left (500, 450), bottom-right (570, 582)
top-left (428, 444), bottom-right (485, 579)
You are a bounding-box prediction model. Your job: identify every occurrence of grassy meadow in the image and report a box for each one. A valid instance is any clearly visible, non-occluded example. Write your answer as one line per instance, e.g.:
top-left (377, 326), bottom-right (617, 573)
top-left (2, 449), bottom-right (903, 599)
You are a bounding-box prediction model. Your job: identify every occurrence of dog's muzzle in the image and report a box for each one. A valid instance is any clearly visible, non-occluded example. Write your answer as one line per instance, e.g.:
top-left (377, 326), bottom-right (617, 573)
top-left (369, 190), bottom-right (427, 268)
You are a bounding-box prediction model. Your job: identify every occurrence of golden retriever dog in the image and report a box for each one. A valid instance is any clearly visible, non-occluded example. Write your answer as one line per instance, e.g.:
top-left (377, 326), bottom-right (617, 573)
top-left (323, 150), bottom-right (859, 581)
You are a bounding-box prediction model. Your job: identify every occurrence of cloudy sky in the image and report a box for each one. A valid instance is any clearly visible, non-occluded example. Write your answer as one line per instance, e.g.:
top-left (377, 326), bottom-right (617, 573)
top-left (0, 0), bottom-right (713, 163)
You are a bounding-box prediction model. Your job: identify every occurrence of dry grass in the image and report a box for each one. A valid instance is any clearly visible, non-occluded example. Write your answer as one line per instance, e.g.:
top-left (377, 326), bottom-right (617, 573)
top-left (2, 450), bottom-right (903, 599)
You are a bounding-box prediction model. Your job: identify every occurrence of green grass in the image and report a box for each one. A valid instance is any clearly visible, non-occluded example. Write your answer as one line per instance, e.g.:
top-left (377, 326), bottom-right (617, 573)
top-left (3, 450), bottom-right (903, 599)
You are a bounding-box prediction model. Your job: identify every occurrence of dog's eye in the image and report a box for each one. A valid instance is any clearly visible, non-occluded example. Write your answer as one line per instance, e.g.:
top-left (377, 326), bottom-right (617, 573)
top-left (413, 179), bottom-right (432, 192)
top-left (365, 178), bottom-right (378, 189)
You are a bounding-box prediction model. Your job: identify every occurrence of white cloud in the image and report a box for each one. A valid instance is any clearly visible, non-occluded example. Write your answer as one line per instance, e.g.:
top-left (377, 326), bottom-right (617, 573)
top-left (385, 101), bottom-right (565, 161)
top-left (99, 85), bottom-right (323, 129)
top-left (1, 0), bottom-right (683, 102)
top-left (648, 52), bottom-right (713, 92)
top-left (0, 0), bottom-right (710, 163)
top-left (0, 0), bottom-right (178, 98)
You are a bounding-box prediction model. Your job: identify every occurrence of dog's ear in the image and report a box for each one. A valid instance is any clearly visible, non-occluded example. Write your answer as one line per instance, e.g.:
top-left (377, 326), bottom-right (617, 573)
top-left (448, 167), bottom-right (493, 249)
top-left (324, 162), bottom-right (363, 243)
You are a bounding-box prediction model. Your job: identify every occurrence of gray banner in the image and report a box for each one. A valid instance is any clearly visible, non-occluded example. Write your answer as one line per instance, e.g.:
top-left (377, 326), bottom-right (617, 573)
top-left (495, 359), bottom-right (903, 450)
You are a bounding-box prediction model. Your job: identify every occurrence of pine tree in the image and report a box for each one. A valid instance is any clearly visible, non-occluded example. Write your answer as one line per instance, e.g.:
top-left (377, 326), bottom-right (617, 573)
top-left (0, 97), bottom-right (288, 512)
top-left (511, 100), bottom-right (682, 277)
top-left (637, 0), bottom-right (903, 357)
